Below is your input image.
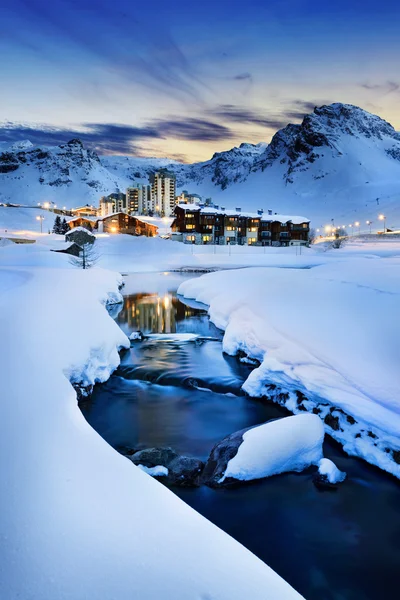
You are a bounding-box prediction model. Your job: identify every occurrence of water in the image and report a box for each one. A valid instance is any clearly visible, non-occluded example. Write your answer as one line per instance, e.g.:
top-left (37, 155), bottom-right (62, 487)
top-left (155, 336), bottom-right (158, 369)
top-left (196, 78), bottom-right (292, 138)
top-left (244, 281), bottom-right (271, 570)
top-left (81, 272), bottom-right (400, 600)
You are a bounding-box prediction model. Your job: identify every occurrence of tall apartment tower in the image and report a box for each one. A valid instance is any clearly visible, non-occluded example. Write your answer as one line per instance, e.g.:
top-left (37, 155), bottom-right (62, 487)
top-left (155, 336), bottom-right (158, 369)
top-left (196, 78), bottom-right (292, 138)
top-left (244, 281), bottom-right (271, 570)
top-left (150, 169), bottom-right (176, 217)
top-left (126, 184), bottom-right (151, 215)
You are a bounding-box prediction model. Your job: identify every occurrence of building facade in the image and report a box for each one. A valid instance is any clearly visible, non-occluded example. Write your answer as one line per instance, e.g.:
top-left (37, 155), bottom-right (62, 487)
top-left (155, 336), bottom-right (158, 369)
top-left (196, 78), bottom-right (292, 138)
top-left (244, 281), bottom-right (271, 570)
top-left (126, 184), bottom-right (152, 215)
top-left (172, 204), bottom-right (310, 245)
top-left (150, 169), bottom-right (176, 217)
top-left (96, 213), bottom-right (158, 237)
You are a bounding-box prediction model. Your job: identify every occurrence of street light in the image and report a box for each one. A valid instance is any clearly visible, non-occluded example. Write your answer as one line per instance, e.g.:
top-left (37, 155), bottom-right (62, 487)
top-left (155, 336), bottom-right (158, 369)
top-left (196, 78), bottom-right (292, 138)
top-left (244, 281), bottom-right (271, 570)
top-left (366, 220), bottom-right (372, 234)
top-left (379, 214), bottom-right (386, 233)
top-left (355, 221), bottom-right (360, 235)
top-left (36, 215), bottom-right (45, 234)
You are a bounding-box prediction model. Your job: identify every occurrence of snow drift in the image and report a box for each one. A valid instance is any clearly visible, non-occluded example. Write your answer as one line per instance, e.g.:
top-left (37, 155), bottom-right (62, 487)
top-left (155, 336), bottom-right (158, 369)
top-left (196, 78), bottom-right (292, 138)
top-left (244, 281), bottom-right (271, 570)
top-left (0, 265), bottom-right (302, 600)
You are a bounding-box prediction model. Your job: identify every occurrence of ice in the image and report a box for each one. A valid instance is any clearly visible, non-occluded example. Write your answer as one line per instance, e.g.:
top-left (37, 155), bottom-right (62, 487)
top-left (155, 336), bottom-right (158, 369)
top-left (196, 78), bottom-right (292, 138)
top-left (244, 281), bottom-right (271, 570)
top-left (137, 464), bottom-right (169, 477)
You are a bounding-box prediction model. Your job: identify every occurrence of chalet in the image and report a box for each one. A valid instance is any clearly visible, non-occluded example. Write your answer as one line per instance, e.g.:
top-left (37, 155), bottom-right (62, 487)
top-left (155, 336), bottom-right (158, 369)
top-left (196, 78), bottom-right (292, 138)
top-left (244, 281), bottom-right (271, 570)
top-left (95, 213), bottom-right (158, 237)
top-left (172, 204), bottom-right (310, 246)
top-left (67, 216), bottom-right (96, 230)
top-left (71, 204), bottom-right (98, 217)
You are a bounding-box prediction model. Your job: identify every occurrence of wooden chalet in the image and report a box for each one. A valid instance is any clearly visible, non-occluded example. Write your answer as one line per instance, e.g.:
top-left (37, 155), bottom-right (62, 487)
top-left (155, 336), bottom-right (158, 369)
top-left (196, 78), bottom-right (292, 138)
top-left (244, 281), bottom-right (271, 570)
top-left (96, 213), bottom-right (158, 237)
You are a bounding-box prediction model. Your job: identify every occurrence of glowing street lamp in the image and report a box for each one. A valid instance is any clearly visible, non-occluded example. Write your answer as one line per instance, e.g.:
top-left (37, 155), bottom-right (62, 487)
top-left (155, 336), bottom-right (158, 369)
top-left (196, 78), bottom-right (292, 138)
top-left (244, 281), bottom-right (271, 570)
top-left (366, 220), bottom-right (372, 234)
top-left (36, 215), bottom-right (45, 233)
top-left (43, 201), bottom-right (50, 209)
top-left (379, 214), bottom-right (386, 233)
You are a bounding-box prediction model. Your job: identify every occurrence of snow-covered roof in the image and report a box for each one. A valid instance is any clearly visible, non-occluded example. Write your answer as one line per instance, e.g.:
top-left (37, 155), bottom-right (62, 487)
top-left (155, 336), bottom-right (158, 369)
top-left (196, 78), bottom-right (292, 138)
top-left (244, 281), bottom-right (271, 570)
top-left (67, 216), bottom-right (97, 223)
top-left (176, 204), bottom-right (309, 223)
top-left (66, 226), bottom-right (96, 236)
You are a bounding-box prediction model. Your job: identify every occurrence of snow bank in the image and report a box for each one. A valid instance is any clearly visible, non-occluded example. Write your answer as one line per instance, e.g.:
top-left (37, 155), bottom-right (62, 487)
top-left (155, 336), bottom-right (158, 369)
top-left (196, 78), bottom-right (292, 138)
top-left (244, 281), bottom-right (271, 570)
top-left (0, 264), bottom-right (303, 600)
top-left (317, 459), bottom-right (346, 484)
top-left (221, 414), bottom-right (324, 482)
top-left (178, 257), bottom-right (400, 478)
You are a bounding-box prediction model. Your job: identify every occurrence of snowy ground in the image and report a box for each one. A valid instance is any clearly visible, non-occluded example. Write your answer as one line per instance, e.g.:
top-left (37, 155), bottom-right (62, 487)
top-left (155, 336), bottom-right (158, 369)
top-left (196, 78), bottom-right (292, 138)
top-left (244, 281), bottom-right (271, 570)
top-left (0, 258), bottom-right (303, 598)
top-left (178, 247), bottom-right (400, 478)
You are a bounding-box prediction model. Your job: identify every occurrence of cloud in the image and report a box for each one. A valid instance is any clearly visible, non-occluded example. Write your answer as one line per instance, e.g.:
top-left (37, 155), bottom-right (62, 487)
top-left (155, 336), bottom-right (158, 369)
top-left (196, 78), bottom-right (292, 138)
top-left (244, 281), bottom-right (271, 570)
top-left (360, 81), bottom-right (400, 95)
top-left (0, 116), bottom-right (234, 154)
top-left (208, 105), bottom-right (288, 129)
top-left (233, 73), bottom-right (253, 81)
top-left (3, 0), bottom-right (208, 103)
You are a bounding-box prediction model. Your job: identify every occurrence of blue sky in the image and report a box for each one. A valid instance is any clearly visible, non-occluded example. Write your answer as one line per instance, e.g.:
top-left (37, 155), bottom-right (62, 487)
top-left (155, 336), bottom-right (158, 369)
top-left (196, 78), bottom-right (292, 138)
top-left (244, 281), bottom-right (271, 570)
top-left (1, 0), bottom-right (399, 161)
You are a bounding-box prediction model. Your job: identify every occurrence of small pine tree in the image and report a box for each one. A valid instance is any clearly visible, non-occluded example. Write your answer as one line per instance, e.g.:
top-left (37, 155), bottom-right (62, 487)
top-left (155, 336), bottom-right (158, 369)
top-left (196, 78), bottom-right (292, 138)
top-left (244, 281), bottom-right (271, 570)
top-left (61, 217), bottom-right (70, 234)
top-left (69, 242), bottom-right (99, 270)
top-left (52, 215), bottom-right (62, 234)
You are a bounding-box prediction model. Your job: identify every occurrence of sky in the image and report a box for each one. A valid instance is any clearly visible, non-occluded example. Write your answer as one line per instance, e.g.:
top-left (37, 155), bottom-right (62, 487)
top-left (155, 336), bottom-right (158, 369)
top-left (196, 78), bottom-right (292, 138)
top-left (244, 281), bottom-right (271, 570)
top-left (0, 0), bottom-right (400, 162)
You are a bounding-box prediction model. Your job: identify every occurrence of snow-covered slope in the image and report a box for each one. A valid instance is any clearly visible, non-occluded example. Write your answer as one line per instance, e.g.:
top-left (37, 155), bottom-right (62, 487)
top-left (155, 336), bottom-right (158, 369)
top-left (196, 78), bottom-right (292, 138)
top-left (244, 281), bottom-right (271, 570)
top-left (1, 104), bottom-right (400, 225)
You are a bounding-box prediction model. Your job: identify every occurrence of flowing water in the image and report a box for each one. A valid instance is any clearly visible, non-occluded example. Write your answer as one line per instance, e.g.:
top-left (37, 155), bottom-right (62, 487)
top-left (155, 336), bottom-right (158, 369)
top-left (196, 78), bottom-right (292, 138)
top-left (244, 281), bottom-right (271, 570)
top-left (81, 272), bottom-right (400, 600)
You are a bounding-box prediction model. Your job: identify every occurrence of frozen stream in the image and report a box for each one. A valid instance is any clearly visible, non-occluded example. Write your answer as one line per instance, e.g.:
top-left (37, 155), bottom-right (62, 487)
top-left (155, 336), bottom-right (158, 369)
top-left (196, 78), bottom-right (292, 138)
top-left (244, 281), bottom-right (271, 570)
top-left (80, 272), bottom-right (400, 600)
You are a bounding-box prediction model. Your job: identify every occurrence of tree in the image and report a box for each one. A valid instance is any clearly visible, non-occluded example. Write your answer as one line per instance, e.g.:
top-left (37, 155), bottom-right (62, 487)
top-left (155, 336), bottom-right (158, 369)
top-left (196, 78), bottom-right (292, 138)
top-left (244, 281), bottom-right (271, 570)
top-left (61, 217), bottom-right (70, 235)
top-left (52, 215), bottom-right (62, 234)
top-left (69, 242), bottom-right (99, 269)
top-left (308, 228), bottom-right (316, 244)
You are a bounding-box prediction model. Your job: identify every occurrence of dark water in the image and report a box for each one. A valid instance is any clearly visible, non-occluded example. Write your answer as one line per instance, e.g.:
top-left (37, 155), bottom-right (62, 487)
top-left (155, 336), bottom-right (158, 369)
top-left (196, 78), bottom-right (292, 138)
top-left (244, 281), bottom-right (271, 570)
top-left (81, 272), bottom-right (400, 600)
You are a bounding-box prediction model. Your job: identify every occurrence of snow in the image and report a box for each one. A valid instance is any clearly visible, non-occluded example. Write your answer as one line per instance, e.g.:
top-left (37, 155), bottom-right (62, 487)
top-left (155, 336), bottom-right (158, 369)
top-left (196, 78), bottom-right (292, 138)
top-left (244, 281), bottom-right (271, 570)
top-left (67, 225), bottom-right (96, 235)
top-left (137, 464), bottom-right (169, 477)
top-left (221, 414), bottom-right (325, 482)
top-left (178, 249), bottom-right (400, 477)
top-left (0, 260), bottom-right (303, 599)
top-left (317, 459), bottom-right (346, 484)
top-left (176, 203), bottom-right (310, 224)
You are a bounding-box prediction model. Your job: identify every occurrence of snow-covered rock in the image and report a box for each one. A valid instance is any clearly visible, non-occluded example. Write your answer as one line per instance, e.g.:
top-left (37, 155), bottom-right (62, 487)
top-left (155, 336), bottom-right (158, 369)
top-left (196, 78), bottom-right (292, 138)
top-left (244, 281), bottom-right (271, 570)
top-left (317, 458), bottom-right (346, 484)
top-left (220, 415), bottom-right (324, 483)
top-left (136, 464), bottom-right (169, 477)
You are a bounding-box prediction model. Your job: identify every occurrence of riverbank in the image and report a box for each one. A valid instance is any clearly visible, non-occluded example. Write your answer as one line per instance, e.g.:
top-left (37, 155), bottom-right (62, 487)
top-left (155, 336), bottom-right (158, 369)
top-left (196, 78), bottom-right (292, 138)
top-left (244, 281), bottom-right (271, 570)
top-left (178, 257), bottom-right (400, 478)
top-left (0, 263), bottom-right (302, 599)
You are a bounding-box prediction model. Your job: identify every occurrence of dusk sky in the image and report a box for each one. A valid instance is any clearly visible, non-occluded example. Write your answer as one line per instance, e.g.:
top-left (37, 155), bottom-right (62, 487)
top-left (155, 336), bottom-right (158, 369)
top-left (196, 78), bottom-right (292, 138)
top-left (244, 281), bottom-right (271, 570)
top-left (1, 0), bottom-right (400, 162)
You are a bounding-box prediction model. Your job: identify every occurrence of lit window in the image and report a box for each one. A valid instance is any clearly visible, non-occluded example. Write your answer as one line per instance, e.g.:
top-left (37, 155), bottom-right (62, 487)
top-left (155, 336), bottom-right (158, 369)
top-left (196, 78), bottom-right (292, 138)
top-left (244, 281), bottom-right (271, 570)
top-left (186, 224), bottom-right (195, 230)
top-left (226, 226), bottom-right (236, 231)
top-left (302, 223), bottom-right (308, 228)
top-left (248, 227), bottom-right (258, 232)
top-left (203, 235), bottom-right (211, 241)
top-left (248, 238), bottom-right (257, 244)
top-left (186, 235), bottom-right (195, 242)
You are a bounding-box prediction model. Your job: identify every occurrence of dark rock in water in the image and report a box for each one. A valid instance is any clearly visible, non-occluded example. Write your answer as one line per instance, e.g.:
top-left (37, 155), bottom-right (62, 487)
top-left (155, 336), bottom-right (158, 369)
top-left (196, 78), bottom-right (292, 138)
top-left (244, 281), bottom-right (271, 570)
top-left (324, 413), bottom-right (340, 431)
top-left (313, 472), bottom-right (338, 491)
top-left (116, 445), bottom-right (137, 456)
top-left (130, 447), bottom-right (178, 468)
top-left (129, 447), bottom-right (204, 487)
top-left (130, 330), bottom-right (145, 342)
top-left (168, 456), bottom-right (205, 487)
top-left (392, 450), bottom-right (400, 465)
top-left (201, 426), bottom-right (253, 488)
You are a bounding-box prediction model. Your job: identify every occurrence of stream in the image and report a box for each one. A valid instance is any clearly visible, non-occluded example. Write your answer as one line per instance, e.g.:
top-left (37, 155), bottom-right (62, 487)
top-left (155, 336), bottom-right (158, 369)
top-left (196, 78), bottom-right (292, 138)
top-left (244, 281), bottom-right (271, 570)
top-left (81, 271), bottom-right (400, 600)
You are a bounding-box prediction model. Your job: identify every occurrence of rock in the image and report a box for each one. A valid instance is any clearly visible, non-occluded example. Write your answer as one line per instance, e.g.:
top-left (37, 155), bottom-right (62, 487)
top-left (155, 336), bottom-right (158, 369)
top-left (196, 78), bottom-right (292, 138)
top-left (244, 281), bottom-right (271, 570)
top-left (130, 447), bottom-right (178, 468)
top-left (201, 426), bottom-right (252, 488)
top-left (168, 456), bottom-right (205, 487)
top-left (324, 413), bottom-right (340, 431)
top-left (130, 330), bottom-right (145, 342)
top-left (313, 472), bottom-right (339, 491)
top-left (129, 447), bottom-right (204, 487)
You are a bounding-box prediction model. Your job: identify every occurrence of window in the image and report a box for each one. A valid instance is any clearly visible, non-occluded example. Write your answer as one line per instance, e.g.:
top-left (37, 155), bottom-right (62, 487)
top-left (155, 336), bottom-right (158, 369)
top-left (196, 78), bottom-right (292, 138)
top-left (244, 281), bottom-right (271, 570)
top-left (280, 232), bottom-right (289, 237)
top-left (226, 226), bottom-right (236, 231)
top-left (186, 213), bottom-right (195, 218)
top-left (248, 227), bottom-right (258, 232)
top-left (302, 223), bottom-right (308, 228)
top-left (186, 235), bottom-right (195, 242)
top-left (186, 224), bottom-right (195, 230)
top-left (203, 235), bottom-right (211, 242)
top-left (261, 231), bottom-right (271, 237)
top-left (248, 238), bottom-right (257, 245)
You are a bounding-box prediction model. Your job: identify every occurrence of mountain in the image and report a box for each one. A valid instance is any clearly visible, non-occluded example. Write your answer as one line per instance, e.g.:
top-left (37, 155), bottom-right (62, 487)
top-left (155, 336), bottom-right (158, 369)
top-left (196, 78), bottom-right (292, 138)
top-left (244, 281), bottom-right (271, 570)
top-left (1, 104), bottom-right (400, 227)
